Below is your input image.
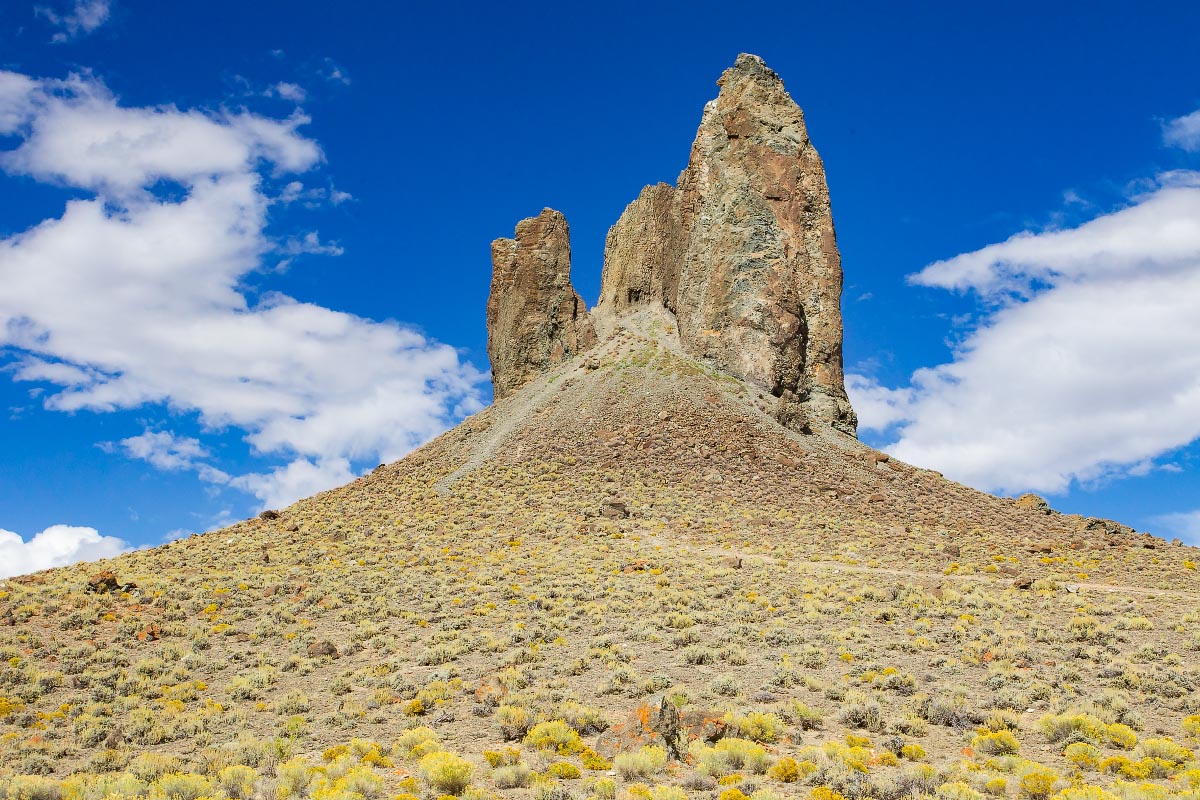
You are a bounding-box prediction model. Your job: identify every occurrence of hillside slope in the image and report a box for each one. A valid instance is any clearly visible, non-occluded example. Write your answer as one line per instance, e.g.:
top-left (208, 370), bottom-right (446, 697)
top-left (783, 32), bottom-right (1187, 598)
top-left (1, 321), bottom-right (1197, 797)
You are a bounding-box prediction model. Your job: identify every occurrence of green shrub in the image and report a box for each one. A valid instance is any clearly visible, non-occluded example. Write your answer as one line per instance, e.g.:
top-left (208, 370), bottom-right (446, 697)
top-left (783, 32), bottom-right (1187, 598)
top-left (524, 720), bottom-right (584, 755)
top-left (613, 746), bottom-right (668, 779)
top-left (393, 727), bottom-right (441, 760)
top-left (496, 705), bottom-right (531, 741)
top-left (217, 766), bottom-right (258, 800)
top-left (419, 751), bottom-right (474, 795)
top-left (690, 738), bottom-right (771, 777)
top-left (492, 764), bottom-right (532, 789)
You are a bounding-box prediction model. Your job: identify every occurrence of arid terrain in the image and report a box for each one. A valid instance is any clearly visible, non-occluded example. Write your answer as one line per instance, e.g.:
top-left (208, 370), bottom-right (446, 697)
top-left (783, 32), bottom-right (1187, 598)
top-left (2, 323), bottom-right (1197, 800)
top-left (1, 54), bottom-right (1197, 800)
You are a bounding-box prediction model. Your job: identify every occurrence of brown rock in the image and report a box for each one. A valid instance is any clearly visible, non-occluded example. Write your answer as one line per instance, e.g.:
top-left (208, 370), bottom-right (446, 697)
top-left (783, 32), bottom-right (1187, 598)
top-left (87, 570), bottom-right (120, 593)
top-left (307, 639), bottom-right (339, 659)
top-left (1012, 577), bottom-right (1034, 590)
top-left (679, 708), bottom-right (727, 745)
top-left (1083, 516), bottom-right (1134, 537)
top-left (598, 183), bottom-right (685, 315)
top-left (595, 695), bottom-right (678, 758)
top-left (600, 500), bottom-right (629, 519)
top-left (594, 54), bottom-right (856, 435)
top-left (487, 209), bottom-right (596, 399)
top-left (595, 696), bottom-right (721, 760)
top-left (1015, 494), bottom-right (1052, 515)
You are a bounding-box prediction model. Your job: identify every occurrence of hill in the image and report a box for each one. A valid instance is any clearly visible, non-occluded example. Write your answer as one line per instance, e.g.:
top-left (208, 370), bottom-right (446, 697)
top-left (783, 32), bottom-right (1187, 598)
top-left (1, 54), bottom-right (1198, 800)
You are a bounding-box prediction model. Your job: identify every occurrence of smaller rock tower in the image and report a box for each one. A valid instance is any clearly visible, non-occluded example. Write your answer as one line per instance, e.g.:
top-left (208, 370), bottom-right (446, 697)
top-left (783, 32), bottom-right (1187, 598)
top-left (486, 209), bottom-right (595, 400)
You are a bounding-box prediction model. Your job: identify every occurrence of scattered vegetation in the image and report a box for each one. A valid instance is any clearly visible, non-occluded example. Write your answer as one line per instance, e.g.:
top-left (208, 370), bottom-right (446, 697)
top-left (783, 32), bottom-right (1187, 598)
top-left (0, 328), bottom-right (1196, 800)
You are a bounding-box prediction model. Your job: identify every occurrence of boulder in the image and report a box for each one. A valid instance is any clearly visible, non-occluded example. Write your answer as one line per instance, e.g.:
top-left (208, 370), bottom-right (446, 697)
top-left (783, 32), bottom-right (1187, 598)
top-left (600, 500), bottom-right (629, 519)
top-left (1015, 494), bottom-right (1052, 515)
top-left (595, 695), bottom-right (726, 760)
top-left (307, 639), bottom-right (339, 659)
top-left (87, 571), bottom-right (120, 593)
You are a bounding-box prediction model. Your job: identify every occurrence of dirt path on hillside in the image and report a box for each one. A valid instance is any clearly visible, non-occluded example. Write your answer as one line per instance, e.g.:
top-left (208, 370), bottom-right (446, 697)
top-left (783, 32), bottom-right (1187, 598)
top-left (642, 533), bottom-right (1195, 599)
top-left (435, 365), bottom-right (576, 496)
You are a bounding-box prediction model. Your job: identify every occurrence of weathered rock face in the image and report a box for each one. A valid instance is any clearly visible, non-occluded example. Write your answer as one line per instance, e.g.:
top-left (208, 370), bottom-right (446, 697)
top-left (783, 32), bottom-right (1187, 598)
top-left (486, 209), bottom-right (595, 400)
top-left (598, 183), bottom-right (685, 318)
top-left (595, 53), bottom-right (857, 435)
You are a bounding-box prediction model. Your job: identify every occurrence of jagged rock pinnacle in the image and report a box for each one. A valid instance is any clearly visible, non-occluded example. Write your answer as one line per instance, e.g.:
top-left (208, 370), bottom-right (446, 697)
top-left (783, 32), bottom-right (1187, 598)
top-left (486, 54), bottom-right (856, 436)
top-left (595, 53), bottom-right (857, 435)
top-left (486, 209), bottom-right (595, 400)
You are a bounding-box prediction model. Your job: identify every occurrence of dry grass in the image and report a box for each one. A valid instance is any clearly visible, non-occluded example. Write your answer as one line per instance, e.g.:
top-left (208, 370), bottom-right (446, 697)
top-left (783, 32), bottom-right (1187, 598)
top-left (1, 327), bottom-right (1197, 800)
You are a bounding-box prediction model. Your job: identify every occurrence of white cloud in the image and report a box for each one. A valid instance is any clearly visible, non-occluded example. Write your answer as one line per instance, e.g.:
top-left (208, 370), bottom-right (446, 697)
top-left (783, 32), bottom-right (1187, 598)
top-left (120, 429), bottom-right (208, 471)
top-left (268, 82), bottom-right (307, 103)
top-left (230, 457), bottom-right (355, 510)
top-left (845, 373), bottom-right (912, 434)
top-left (279, 230), bottom-right (343, 257)
top-left (0, 524), bottom-right (130, 578)
top-left (275, 181), bottom-right (353, 209)
top-left (0, 73), bottom-right (320, 196)
top-left (913, 183), bottom-right (1200, 295)
top-left (0, 69), bottom-right (484, 511)
top-left (36, 0), bottom-right (111, 43)
top-left (1164, 109), bottom-right (1200, 153)
top-left (0, 72), bottom-right (38, 133)
top-left (1152, 509), bottom-right (1200, 546)
top-left (854, 172), bottom-right (1200, 495)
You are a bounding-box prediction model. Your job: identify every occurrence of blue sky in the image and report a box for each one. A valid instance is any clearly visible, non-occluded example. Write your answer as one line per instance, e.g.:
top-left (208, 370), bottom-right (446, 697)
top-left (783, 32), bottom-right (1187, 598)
top-left (3, 0), bottom-right (1200, 572)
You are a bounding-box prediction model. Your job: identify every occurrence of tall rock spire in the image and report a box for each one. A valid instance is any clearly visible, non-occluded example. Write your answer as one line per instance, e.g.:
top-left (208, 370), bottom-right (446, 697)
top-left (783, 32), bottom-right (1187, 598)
top-left (486, 209), bottom-right (595, 400)
top-left (595, 53), bottom-right (857, 435)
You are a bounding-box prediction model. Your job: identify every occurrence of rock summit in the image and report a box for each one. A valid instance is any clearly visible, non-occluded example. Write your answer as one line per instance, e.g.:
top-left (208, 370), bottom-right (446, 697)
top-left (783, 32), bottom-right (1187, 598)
top-left (487, 54), bottom-right (857, 434)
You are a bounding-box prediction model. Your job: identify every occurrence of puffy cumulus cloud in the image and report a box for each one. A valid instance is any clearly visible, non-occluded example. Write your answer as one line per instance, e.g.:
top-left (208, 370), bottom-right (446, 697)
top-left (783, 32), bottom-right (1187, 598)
top-left (0, 73), bottom-right (38, 133)
top-left (36, 0), bottom-right (112, 43)
top-left (0, 73), bottom-right (320, 195)
top-left (0, 69), bottom-right (484, 511)
top-left (851, 172), bottom-right (1200, 495)
top-left (230, 457), bottom-right (356, 511)
top-left (845, 374), bottom-right (913, 434)
top-left (0, 525), bottom-right (130, 578)
top-left (1164, 109), bottom-right (1200, 153)
top-left (1152, 510), bottom-right (1200, 546)
top-left (118, 430), bottom-right (230, 484)
top-left (912, 182), bottom-right (1200, 295)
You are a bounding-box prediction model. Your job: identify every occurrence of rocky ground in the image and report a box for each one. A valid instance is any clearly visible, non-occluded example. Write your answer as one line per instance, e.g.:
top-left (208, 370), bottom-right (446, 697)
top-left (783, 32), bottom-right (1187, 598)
top-left (1, 325), bottom-right (1196, 800)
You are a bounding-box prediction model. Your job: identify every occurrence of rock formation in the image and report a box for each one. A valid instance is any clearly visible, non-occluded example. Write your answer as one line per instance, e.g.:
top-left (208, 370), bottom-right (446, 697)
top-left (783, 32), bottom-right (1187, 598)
top-left (595, 53), bottom-right (856, 435)
top-left (488, 54), bottom-right (856, 435)
top-left (486, 209), bottom-right (595, 400)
